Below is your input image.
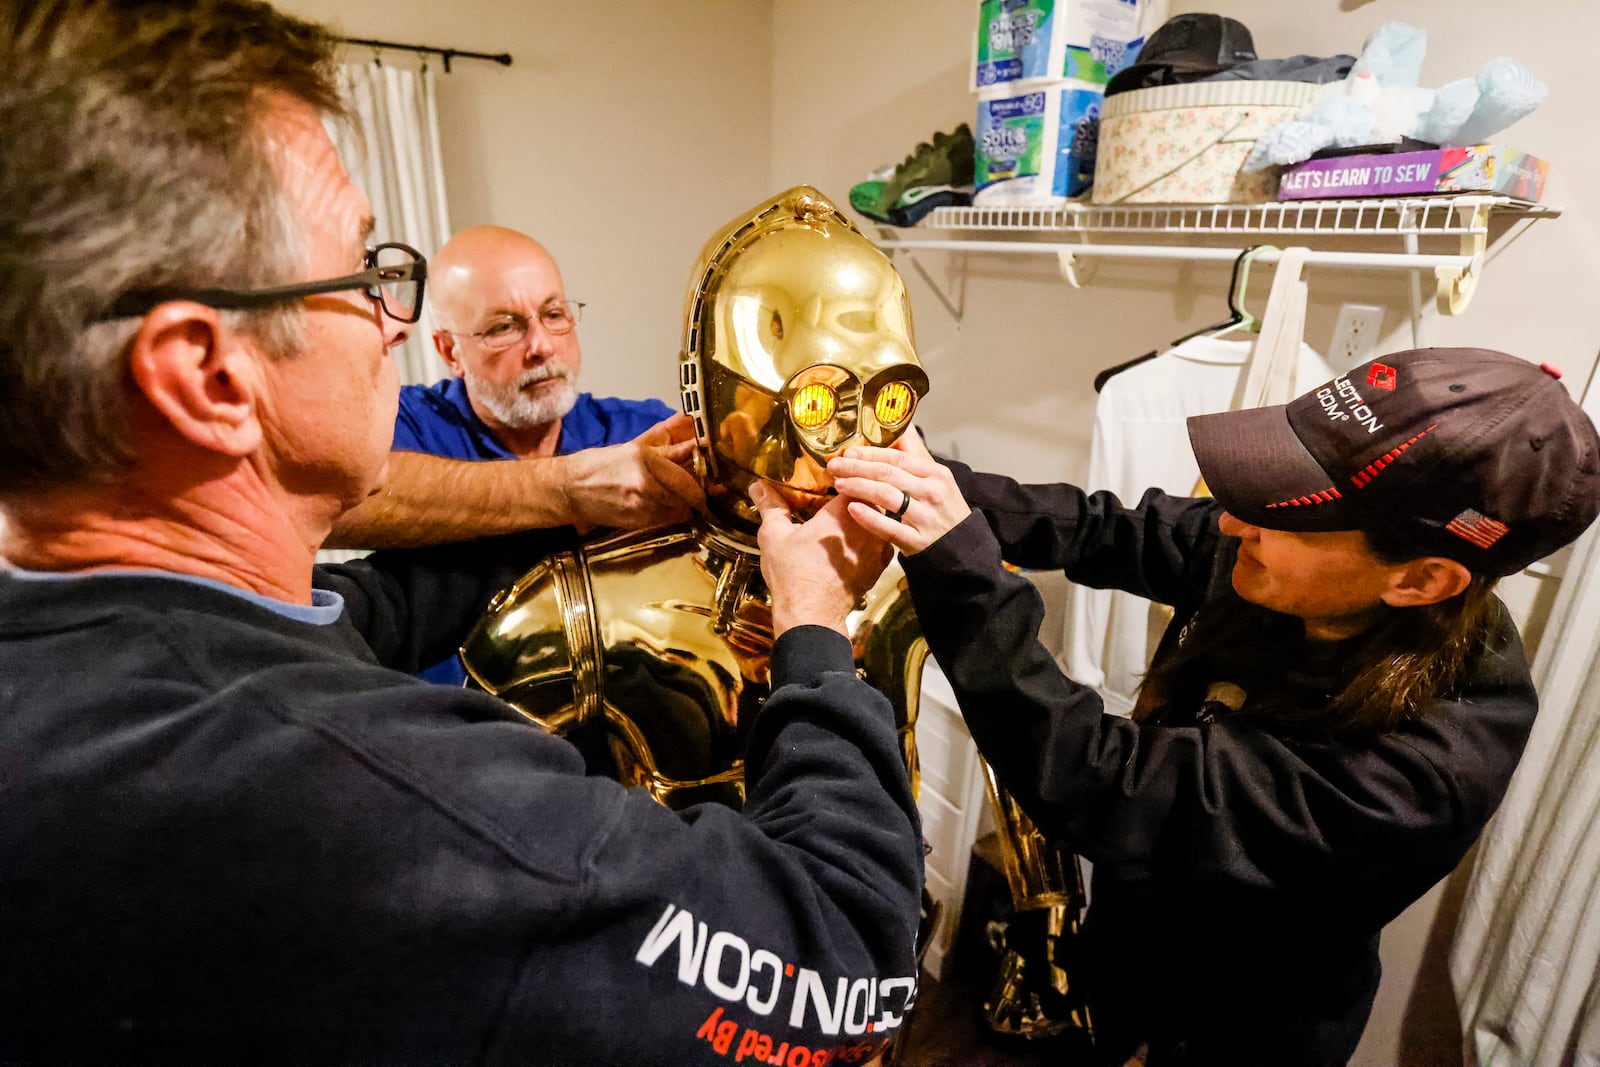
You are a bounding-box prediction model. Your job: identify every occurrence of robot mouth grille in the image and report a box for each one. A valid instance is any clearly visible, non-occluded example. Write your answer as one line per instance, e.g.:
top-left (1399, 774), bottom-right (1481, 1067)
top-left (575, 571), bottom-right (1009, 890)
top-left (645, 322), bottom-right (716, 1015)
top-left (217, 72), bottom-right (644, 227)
top-left (679, 359), bottom-right (709, 448)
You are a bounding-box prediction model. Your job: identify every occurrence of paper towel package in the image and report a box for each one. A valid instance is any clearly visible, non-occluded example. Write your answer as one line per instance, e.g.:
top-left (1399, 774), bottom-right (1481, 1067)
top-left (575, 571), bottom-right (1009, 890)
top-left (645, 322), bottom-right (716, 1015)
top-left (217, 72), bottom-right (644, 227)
top-left (975, 82), bottom-right (1103, 205)
top-left (972, 0), bottom-right (1163, 90)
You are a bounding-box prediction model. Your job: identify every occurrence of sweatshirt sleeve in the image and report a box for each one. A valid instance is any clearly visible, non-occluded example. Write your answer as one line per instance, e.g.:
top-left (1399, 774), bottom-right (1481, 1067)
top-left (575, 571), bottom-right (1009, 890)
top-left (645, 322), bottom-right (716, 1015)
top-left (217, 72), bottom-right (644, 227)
top-left (899, 508), bottom-right (1536, 903)
top-left (316, 529), bottom-right (573, 673)
top-left (945, 460), bottom-right (1219, 606)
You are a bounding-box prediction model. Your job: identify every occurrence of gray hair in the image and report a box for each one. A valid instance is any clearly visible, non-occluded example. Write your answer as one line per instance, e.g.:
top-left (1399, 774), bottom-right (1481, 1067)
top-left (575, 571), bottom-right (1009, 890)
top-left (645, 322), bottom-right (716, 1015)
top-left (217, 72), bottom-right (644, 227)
top-left (0, 0), bottom-right (348, 494)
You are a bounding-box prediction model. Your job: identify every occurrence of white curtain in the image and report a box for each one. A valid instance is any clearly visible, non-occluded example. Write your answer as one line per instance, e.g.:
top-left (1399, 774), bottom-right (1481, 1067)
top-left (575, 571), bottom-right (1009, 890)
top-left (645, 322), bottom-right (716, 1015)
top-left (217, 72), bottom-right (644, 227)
top-left (1450, 381), bottom-right (1600, 1066)
top-left (329, 60), bottom-right (452, 387)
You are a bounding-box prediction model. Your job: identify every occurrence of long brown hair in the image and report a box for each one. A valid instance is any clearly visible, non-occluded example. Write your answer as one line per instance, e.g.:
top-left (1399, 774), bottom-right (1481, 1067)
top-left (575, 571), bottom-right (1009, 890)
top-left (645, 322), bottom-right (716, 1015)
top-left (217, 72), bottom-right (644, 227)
top-left (1134, 535), bottom-right (1501, 738)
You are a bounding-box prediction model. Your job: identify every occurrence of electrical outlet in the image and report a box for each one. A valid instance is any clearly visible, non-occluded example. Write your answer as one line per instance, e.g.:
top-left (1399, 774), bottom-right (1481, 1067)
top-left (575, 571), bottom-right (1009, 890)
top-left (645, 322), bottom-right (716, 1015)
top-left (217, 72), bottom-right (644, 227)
top-left (1329, 303), bottom-right (1385, 370)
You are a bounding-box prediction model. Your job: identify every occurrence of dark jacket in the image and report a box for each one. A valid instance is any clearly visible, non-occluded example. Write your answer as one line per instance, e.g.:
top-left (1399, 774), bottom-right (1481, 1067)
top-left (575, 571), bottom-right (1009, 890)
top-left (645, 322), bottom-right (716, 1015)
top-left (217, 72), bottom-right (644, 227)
top-left (900, 463), bottom-right (1536, 1066)
top-left (0, 533), bottom-right (921, 1065)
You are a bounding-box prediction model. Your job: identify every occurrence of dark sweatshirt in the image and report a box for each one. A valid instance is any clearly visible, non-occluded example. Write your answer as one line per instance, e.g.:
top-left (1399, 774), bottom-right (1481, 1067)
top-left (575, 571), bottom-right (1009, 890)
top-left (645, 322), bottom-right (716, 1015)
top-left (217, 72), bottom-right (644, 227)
top-left (900, 464), bottom-right (1535, 1066)
top-left (0, 533), bottom-right (922, 1065)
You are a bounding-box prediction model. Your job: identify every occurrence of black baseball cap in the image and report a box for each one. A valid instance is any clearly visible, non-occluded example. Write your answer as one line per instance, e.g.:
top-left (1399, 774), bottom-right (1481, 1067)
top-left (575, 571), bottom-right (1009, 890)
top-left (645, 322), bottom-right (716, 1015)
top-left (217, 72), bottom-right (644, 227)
top-left (1105, 13), bottom-right (1258, 98)
top-left (1187, 348), bottom-right (1600, 576)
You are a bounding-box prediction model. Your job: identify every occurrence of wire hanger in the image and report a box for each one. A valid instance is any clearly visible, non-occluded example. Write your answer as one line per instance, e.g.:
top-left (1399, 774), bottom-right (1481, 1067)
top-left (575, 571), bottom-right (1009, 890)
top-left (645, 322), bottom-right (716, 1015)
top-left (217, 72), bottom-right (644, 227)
top-left (1170, 243), bottom-right (1275, 345)
top-left (1093, 244), bottom-right (1278, 392)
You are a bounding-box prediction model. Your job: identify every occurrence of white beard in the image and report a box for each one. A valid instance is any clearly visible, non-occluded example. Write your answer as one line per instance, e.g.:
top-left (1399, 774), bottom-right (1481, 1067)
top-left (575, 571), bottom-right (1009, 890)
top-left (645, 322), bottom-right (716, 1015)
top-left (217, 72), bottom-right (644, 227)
top-left (465, 363), bottom-right (579, 429)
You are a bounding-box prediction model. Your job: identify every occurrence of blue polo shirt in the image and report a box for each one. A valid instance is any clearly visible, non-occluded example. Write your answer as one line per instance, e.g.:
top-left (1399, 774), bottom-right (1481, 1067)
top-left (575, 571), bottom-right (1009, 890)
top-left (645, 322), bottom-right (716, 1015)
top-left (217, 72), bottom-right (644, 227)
top-left (394, 377), bottom-right (676, 685)
top-left (395, 377), bottom-right (674, 460)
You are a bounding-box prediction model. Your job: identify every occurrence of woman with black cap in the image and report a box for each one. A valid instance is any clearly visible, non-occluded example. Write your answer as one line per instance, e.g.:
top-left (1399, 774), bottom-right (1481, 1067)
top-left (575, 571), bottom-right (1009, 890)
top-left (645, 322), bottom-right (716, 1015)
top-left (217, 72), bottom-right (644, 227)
top-left (793, 348), bottom-right (1600, 1065)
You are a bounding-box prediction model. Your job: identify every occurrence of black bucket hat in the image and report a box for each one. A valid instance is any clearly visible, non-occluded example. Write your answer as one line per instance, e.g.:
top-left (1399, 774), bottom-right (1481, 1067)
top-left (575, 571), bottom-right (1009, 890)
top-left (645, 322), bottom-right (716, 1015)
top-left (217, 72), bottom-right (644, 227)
top-left (1187, 348), bottom-right (1600, 576)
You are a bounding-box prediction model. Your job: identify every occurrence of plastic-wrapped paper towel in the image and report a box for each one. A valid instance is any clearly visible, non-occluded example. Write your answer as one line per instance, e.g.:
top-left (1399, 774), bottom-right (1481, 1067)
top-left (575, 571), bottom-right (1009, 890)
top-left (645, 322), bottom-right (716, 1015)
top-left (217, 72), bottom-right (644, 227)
top-left (972, 0), bottom-right (1163, 90)
top-left (975, 81), bottom-right (1102, 205)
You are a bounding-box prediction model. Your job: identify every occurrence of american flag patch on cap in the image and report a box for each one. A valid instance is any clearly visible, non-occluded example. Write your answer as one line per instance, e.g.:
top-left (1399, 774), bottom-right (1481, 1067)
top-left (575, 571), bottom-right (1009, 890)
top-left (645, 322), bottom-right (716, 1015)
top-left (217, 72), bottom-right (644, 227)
top-left (1446, 508), bottom-right (1510, 549)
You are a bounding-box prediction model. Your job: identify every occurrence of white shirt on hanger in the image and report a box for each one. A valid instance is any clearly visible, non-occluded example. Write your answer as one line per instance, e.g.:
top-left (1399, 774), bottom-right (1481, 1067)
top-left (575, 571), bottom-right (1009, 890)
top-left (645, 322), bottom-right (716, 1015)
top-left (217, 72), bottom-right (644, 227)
top-left (1062, 335), bottom-right (1335, 717)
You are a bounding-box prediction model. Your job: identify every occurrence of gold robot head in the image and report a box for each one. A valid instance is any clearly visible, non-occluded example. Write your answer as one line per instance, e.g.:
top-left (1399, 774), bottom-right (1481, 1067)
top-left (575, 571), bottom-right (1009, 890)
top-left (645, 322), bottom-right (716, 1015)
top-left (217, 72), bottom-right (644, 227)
top-left (679, 186), bottom-right (928, 535)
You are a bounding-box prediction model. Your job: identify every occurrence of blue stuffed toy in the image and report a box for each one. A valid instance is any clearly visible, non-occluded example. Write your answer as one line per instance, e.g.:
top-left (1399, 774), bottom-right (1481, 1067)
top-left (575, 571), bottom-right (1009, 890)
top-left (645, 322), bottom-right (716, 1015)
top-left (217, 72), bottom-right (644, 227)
top-left (1245, 21), bottom-right (1546, 172)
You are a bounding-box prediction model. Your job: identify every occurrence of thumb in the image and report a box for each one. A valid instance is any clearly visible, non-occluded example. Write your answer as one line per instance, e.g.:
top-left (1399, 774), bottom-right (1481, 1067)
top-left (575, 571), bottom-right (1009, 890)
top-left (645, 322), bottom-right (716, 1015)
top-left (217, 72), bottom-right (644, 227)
top-left (647, 451), bottom-right (706, 508)
top-left (660, 439), bottom-right (697, 464)
top-left (748, 481), bottom-right (793, 527)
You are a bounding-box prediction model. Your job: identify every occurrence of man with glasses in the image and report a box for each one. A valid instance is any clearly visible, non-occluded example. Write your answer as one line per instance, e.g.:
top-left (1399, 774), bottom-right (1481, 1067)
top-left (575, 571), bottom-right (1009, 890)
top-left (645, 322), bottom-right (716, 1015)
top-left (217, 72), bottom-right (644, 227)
top-left (329, 225), bottom-right (702, 551)
top-left (331, 225), bottom-right (703, 686)
top-left (0, 2), bottom-right (921, 1062)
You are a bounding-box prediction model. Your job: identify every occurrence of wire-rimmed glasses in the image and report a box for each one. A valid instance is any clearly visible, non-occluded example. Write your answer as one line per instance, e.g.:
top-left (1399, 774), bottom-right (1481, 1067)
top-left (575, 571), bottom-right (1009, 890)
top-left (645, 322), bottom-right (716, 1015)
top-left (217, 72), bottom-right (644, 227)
top-left (457, 301), bottom-right (586, 351)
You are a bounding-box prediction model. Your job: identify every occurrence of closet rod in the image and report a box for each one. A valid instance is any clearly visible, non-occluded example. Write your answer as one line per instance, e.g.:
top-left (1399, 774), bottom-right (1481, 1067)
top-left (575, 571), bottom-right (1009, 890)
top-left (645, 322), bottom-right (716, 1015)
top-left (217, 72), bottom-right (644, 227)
top-left (340, 36), bottom-right (513, 71)
top-left (872, 240), bottom-right (1467, 272)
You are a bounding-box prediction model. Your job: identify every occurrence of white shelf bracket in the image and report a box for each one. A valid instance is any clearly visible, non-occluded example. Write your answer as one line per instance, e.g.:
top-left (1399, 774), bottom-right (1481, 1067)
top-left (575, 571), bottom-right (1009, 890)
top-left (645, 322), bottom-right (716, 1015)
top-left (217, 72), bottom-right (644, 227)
top-left (1056, 247), bottom-right (1101, 288)
top-left (1399, 204), bottom-right (1426, 348)
top-left (1434, 200), bottom-right (1493, 316)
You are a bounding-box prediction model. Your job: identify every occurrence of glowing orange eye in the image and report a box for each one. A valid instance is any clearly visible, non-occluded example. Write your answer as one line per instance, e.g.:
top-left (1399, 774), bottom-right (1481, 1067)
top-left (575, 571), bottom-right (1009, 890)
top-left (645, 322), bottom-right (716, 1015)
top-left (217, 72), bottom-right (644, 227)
top-left (790, 383), bottom-right (837, 429)
top-left (873, 381), bottom-right (915, 428)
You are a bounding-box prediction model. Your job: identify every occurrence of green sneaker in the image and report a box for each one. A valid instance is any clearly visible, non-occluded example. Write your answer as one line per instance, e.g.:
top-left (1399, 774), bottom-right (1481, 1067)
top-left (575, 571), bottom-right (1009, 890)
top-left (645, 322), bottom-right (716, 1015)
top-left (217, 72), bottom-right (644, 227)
top-left (874, 124), bottom-right (974, 219)
top-left (850, 179), bottom-right (891, 222)
top-left (886, 184), bottom-right (971, 227)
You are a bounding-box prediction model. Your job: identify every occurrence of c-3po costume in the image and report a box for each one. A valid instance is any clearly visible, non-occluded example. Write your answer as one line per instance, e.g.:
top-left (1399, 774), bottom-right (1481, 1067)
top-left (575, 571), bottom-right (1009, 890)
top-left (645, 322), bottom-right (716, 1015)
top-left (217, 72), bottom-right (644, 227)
top-left (459, 187), bottom-right (1092, 1042)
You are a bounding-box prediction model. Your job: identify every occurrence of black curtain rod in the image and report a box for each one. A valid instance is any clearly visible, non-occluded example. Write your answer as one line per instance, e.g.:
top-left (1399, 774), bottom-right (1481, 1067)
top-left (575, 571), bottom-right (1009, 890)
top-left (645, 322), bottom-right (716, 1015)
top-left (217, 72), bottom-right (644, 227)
top-left (340, 36), bottom-right (513, 73)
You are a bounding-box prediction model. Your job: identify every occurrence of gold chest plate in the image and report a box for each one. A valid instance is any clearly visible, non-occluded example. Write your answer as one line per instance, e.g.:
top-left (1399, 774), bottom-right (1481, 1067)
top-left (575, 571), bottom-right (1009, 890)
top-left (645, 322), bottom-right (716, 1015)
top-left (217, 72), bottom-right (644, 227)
top-left (461, 523), bottom-right (924, 809)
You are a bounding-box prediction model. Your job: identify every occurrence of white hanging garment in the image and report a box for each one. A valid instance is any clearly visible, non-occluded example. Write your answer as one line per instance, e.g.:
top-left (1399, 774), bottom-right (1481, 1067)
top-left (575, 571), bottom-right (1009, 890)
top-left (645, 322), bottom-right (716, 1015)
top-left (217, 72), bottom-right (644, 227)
top-left (1061, 248), bottom-right (1324, 716)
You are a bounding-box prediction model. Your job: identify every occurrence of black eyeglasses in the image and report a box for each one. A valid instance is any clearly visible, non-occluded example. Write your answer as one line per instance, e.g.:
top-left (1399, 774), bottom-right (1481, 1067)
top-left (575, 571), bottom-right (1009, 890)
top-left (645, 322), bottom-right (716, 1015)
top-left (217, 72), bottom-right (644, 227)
top-left (103, 242), bottom-right (428, 324)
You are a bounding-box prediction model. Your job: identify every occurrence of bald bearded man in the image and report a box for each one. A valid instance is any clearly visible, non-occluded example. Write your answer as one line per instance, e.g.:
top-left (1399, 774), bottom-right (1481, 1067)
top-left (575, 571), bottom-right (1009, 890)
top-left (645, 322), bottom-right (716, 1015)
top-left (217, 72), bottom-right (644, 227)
top-left (328, 226), bottom-right (702, 550)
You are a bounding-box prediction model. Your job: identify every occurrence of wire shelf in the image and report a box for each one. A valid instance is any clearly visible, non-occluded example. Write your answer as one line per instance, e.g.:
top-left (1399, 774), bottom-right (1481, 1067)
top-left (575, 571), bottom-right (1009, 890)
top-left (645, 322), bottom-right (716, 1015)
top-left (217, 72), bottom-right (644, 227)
top-left (874, 194), bottom-right (1559, 327)
top-left (923, 195), bottom-right (1556, 239)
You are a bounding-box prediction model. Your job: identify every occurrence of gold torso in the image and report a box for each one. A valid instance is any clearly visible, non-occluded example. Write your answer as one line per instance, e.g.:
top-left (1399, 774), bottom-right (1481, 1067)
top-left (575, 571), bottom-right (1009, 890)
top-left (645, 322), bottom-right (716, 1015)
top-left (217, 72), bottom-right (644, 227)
top-left (460, 520), bottom-right (925, 809)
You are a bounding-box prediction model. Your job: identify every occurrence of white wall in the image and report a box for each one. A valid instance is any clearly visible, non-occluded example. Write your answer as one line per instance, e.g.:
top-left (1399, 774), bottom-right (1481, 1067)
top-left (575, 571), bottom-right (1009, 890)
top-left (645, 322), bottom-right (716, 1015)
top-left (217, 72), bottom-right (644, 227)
top-left (279, 0), bottom-right (775, 407)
